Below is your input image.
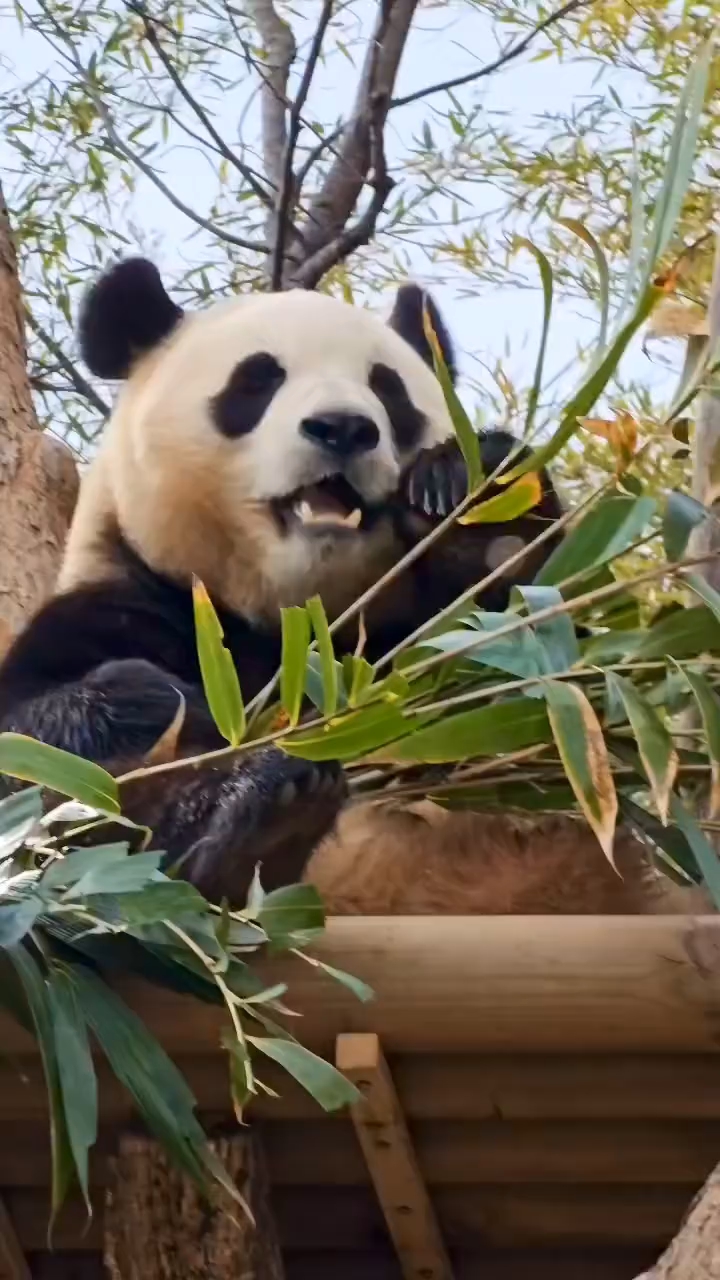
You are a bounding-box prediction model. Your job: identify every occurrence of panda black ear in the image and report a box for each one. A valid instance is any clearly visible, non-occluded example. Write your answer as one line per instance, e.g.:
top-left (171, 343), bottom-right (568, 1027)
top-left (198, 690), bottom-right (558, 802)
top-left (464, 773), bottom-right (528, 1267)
top-left (78, 258), bottom-right (183, 380)
top-left (388, 283), bottom-right (457, 383)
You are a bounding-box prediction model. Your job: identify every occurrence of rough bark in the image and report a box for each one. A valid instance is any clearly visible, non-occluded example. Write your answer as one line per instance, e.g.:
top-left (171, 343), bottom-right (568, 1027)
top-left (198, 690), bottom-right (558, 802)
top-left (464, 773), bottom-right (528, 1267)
top-left (690, 233), bottom-right (720, 589)
top-left (0, 182), bottom-right (78, 656)
top-left (103, 1133), bottom-right (286, 1280)
top-left (635, 1161), bottom-right (720, 1278)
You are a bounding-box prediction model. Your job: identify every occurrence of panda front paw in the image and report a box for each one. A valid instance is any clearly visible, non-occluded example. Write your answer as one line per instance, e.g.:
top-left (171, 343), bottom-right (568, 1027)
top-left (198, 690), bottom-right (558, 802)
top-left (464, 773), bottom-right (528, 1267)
top-left (161, 748), bottom-right (347, 907)
top-left (402, 438), bottom-right (470, 519)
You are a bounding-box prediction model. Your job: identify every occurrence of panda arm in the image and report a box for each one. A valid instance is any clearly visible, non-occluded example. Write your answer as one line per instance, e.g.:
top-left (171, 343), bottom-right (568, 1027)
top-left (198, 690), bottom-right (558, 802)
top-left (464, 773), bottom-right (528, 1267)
top-left (399, 429), bottom-right (564, 612)
top-left (0, 584), bottom-right (346, 905)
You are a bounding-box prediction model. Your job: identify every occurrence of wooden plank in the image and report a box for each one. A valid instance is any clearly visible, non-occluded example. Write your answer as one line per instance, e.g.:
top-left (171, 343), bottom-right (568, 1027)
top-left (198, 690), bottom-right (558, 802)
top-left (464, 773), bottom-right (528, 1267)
top-left (0, 1195), bottom-right (30, 1280)
top-left (4, 1054), bottom-right (720, 1124)
top-left (3, 1116), bottom-right (720, 1189)
top-left (336, 1033), bottom-right (452, 1280)
top-left (283, 1249), bottom-right (658, 1280)
top-left (4, 1184), bottom-right (693, 1251)
top-left (1, 917), bottom-right (720, 1055)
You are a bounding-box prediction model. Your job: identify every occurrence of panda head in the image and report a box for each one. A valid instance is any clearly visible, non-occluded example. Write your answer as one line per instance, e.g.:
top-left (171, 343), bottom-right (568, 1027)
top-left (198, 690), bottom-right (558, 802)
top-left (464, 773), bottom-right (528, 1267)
top-left (69, 259), bottom-right (460, 623)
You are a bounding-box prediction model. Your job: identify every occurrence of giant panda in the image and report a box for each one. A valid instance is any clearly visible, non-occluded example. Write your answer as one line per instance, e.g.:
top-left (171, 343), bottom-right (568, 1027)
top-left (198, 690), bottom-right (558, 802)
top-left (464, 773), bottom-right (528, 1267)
top-left (0, 260), bottom-right (707, 914)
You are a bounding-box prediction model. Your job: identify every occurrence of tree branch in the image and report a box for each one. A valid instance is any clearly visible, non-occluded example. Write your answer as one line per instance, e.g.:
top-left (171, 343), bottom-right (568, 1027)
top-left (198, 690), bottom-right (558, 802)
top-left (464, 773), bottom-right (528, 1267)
top-left (391, 0), bottom-right (590, 109)
top-left (128, 2), bottom-right (273, 210)
top-left (271, 0), bottom-right (334, 290)
top-left (291, 89), bottom-right (394, 290)
top-left (289, 0), bottom-right (419, 279)
top-left (26, 311), bottom-right (110, 417)
top-left (246, 0), bottom-right (296, 251)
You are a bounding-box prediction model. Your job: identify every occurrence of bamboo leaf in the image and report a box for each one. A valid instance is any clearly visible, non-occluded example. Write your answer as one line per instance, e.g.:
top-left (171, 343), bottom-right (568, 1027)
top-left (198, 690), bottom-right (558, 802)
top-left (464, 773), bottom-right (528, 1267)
top-left (0, 786), bottom-right (43, 859)
top-left (280, 606), bottom-right (311, 727)
top-left (283, 704), bottom-right (411, 762)
top-left (0, 895), bottom-right (43, 946)
top-left (545, 680), bottom-right (617, 863)
top-left (6, 945), bottom-right (75, 1226)
top-left (635, 605), bottom-right (720, 660)
top-left (459, 473), bottom-right (541, 526)
top-left (40, 843), bottom-right (131, 892)
top-left (192, 578), bottom-right (246, 746)
top-left (537, 494), bottom-right (657, 586)
top-left (679, 667), bottom-right (720, 816)
top-left (0, 735), bottom-right (119, 814)
top-left (605, 673), bottom-right (677, 823)
top-left (669, 798), bottom-right (720, 909)
top-left (558, 218), bottom-right (609, 351)
top-left (306, 596), bottom-right (338, 717)
top-left (685, 572), bottom-right (720, 625)
top-left (663, 492), bottom-right (707, 560)
top-left (371, 698), bottom-right (551, 765)
top-left (514, 239), bottom-right (553, 437)
top-left (247, 1036), bottom-right (361, 1112)
top-left (47, 968), bottom-right (97, 1212)
top-left (513, 585), bottom-right (580, 672)
top-left (422, 303), bottom-right (482, 490)
top-left (257, 884), bottom-right (325, 944)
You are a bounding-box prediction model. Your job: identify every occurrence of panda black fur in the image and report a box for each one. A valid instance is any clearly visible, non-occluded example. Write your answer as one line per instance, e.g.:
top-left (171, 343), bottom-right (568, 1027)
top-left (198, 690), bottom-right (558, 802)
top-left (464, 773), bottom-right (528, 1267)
top-left (0, 260), bottom-right (707, 915)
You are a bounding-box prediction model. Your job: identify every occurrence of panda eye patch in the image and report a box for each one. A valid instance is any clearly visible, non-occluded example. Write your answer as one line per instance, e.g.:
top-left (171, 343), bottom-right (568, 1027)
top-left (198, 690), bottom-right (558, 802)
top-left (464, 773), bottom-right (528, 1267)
top-left (369, 362), bottom-right (426, 451)
top-left (211, 352), bottom-right (286, 437)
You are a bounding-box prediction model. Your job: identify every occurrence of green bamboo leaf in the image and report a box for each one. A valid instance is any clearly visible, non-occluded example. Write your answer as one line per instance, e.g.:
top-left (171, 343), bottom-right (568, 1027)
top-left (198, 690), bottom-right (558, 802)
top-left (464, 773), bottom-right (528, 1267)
top-left (669, 797), bottom-right (720, 909)
top-left (0, 894), bottom-right (43, 946)
top-left (107, 881), bottom-right (209, 925)
top-left (605, 673), bottom-right (677, 823)
top-left (6, 945), bottom-right (75, 1227)
top-left (431, 780), bottom-right (576, 812)
top-left (685, 573), bottom-right (720, 625)
top-left (257, 884), bottom-right (325, 944)
top-left (280, 605), bottom-right (311, 727)
top-left (422, 303), bottom-right (483, 490)
top-left (536, 494), bottom-right (657, 586)
top-left (634, 605), bottom-right (720, 660)
top-left (515, 239), bottom-right (553, 437)
top-left (678, 667), bottom-right (720, 816)
top-left (247, 1036), bottom-right (361, 1112)
top-left (0, 735), bottom-right (119, 814)
top-left (40, 843), bottom-right (131, 892)
top-left (371, 698), bottom-right (551, 765)
top-left (545, 680), bottom-right (618, 863)
top-left (283, 704), bottom-right (411, 762)
top-left (295, 952), bottom-right (374, 1004)
top-left (513, 585), bottom-right (580, 673)
top-left (68, 964), bottom-right (246, 1209)
top-left (505, 280), bottom-right (663, 480)
top-left (47, 968), bottom-right (97, 1213)
top-left (419, 622), bottom-right (545, 683)
top-left (192, 578), bottom-right (246, 746)
top-left (619, 796), bottom-right (701, 886)
top-left (558, 218), bottom-right (609, 351)
top-left (0, 786), bottom-right (43, 859)
top-left (459, 473), bottom-right (542, 525)
top-left (663, 492), bottom-right (707, 561)
top-left (306, 596), bottom-right (338, 717)
top-left (64, 850), bottom-right (163, 898)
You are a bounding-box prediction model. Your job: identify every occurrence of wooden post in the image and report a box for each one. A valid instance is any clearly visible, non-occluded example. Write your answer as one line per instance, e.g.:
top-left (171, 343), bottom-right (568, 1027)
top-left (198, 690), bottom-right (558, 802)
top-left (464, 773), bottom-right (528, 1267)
top-left (689, 234), bottom-right (720, 589)
top-left (103, 1133), bottom-right (285, 1280)
top-left (0, 181), bottom-right (78, 655)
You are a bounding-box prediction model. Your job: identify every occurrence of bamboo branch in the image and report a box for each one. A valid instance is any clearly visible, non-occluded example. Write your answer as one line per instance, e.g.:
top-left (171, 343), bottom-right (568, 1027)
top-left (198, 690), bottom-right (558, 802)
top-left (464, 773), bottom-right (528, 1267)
top-left (26, 311), bottom-right (109, 418)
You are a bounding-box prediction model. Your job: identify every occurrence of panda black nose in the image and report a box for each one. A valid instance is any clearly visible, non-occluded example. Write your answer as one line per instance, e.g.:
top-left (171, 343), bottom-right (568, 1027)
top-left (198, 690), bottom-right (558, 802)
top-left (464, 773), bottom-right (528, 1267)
top-left (300, 412), bottom-right (380, 457)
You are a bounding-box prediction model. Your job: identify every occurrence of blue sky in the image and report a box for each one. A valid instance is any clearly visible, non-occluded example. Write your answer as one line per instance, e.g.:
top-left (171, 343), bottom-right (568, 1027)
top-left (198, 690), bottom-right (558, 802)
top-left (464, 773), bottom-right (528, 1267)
top-left (2, 0), bottom-right (682, 420)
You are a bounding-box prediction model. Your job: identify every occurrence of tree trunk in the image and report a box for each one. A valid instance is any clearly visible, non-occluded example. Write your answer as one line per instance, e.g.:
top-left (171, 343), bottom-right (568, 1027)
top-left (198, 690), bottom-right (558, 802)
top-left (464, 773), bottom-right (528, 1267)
top-left (103, 1133), bottom-right (286, 1280)
top-left (690, 233), bottom-right (720, 589)
top-left (0, 182), bottom-right (78, 656)
top-left (636, 1161), bottom-right (720, 1278)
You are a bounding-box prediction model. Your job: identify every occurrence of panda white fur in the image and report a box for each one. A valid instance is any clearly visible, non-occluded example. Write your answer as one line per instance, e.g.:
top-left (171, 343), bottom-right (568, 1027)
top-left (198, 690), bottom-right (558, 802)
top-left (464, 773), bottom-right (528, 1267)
top-left (0, 260), bottom-right (707, 915)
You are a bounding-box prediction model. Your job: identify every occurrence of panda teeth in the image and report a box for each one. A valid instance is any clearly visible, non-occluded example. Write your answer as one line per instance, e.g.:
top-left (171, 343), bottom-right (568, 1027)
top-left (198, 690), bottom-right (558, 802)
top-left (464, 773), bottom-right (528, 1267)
top-left (294, 500), bottom-right (363, 530)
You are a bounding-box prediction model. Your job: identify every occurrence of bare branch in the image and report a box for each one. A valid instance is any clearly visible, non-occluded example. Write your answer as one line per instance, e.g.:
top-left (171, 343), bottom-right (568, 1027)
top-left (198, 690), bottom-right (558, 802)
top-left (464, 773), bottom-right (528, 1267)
top-left (26, 311), bottom-right (110, 417)
top-left (128, 2), bottom-right (273, 210)
top-left (291, 88), bottom-right (394, 290)
top-left (391, 0), bottom-right (590, 109)
top-left (246, 0), bottom-right (296, 249)
top-left (271, 0), bottom-right (334, 290)
top-left (290, 0), bottom-right (419, 280)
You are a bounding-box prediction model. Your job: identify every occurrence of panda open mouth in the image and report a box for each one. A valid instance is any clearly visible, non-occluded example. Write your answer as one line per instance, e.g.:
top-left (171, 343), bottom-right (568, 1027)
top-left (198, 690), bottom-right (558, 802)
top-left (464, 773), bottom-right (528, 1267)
top-left (279, 475), bottom-right (368, 533)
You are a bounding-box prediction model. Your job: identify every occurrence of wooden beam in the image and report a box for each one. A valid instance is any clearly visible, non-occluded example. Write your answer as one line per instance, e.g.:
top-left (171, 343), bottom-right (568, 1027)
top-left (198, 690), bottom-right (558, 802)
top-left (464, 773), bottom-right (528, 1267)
top-left (337, 1032), bottom-right (452, 1280)
top-left (103, 1133), bottom-right (285, 1280)
top-left (2, 917), bottom-right (720, 1056)
top-left (0, 1194), bottom-right (30, 1280)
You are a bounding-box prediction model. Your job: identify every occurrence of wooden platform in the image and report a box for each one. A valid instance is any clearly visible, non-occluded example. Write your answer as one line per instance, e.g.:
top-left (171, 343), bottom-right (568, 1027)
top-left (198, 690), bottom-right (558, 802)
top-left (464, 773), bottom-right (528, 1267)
top-left (2, 915), bottom-right (720, 1279)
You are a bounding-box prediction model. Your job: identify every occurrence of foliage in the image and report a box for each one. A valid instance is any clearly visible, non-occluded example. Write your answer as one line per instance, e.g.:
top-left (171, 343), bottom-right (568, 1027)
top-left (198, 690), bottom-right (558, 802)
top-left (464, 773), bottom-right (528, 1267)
top-left (1, 8), bottom-right (720, 1229)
